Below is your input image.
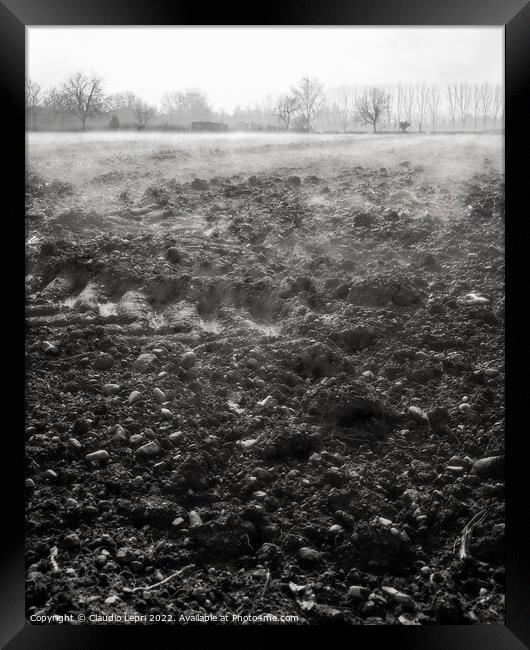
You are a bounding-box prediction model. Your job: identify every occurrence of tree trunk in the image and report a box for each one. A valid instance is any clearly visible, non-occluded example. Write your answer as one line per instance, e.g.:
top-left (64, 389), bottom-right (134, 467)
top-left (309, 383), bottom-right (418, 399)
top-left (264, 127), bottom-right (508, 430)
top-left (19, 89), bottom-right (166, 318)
top-left (81, 116), bottom-right (87, 131)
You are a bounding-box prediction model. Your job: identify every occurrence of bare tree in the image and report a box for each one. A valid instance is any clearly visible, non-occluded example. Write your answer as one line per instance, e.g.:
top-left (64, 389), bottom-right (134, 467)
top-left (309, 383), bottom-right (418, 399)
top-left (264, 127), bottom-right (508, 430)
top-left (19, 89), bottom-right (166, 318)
top-left (106, 92), bottom-right (136, 112)
top-left (385, 84), bottom-right (394, 130)
top-left (292, 76), bottom-right (324, 131)
top-left (25, 79), bottom-right (42, 130)
top-left (395, 84), bottom-right (405, 127)
top-left (335, 85), bottom-right (355, 133)
top-left (132, 99), bottom-right (156, 130)
top-left (356, 86), bottom-right (389, 134)
top-left (471, 84), bottom-right (481, 131)
top-left (455, 82), bottom-right (471, 129)
top-left (275, 94), bottom-right (298, 131)
top-left (479, 82), bottom-right (492, 131)
top-left (491, 85), bottom-right (503, 131)
top-left (161, 89), bottom-right (212, 124)
top-left (60, 72), bottom-right (105, 131)
top-left (415, 84), bottom-right (428, 133)
top-left (41, 87), bottom-right (63, 130)
top-left (404, 85), bottom-right (416, 128)
top-left (446, 84), bottom-right (458, 131)
top-left (351, 85), bottom-right (361, 129)
top-left (427, 85), bottom-right (441, 132)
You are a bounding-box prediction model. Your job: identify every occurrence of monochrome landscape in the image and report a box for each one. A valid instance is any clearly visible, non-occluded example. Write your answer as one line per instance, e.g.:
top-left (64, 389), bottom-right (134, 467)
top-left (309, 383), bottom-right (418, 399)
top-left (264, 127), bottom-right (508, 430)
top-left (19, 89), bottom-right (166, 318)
top-left (25, 27), bottom-right (505, 625)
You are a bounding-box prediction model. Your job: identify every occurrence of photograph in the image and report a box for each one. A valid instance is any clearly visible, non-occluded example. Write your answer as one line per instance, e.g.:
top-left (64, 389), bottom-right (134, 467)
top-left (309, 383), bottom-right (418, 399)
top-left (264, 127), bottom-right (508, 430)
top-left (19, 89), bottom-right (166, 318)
top-left (24, 25), bottom-right (506, 627)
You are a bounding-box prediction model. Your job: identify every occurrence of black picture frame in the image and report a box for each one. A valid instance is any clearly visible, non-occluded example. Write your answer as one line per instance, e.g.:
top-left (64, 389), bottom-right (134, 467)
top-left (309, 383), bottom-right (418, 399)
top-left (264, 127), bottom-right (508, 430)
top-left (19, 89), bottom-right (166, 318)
top-left (4, 1), bottom-right (527, 647)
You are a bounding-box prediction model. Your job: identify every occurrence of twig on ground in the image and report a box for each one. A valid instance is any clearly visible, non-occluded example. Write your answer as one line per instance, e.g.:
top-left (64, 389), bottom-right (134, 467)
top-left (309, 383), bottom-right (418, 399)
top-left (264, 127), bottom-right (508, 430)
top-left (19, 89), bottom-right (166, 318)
top-left (458, 510), bottom-right (487, 560)
top-left (43, 351), bottom-right (100, 363)
top-left (50, 546), bottom-right (60, 573)
top-left (130, 564), bottom-right (195, 594)
top-left (258, 569), bottom-right (270, 602)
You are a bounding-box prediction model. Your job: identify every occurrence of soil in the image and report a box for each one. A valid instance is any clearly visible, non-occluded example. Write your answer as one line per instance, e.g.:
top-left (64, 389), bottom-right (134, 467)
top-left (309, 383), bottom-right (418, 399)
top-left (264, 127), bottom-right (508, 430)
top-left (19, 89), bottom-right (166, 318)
top-left (25, 137), bottom-right (504, 625)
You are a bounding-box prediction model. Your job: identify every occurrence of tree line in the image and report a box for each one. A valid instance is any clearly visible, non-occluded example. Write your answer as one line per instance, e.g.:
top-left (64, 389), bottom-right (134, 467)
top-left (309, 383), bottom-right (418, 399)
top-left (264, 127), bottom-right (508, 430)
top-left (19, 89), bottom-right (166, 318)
top-left (25, 72), bottom-right (504, 133)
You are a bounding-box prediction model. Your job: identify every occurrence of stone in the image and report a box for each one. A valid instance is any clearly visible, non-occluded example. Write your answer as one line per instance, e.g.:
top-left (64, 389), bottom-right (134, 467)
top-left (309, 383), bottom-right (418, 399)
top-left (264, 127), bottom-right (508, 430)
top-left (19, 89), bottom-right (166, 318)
top-left (68, 438), bottom-right (82, 452)
top-left (348, 585), bottom-right (369, 600)
top-left (172, 516), bottom-right (186, 529)
top-left (459, 293), bottom-right (490, 305)
top-left (398, 614), bottom-right (419, 625)
top-left (407, 406), bottom-right (429, 424)
top-left (484, 368), bottom-right (499, 378)
top-left (42, 341), bottom-right (58, 355)
top-left (136, 441), bottom-right (160, 459)
top-left (382, 586), bottom-right (411, 603)
top-left (102, 384), bottom-right (121, 395)
top-left (128, 391), bottom-right (142, 405)
top-left (180, 351), bottom-right (196, 369)
top-left (403, 488), bottom-right (420, 501)
top-left (378, 517), bottom-right (393, 527)
top-left (239, 439), bottom-right (258, 449)
top-left (188, 510), bottom-right (203, 528)
top-left (116, 547), bottom-right (134, 564)
top-left (471, 455), bottom-right (504, 480)
top-left (160, 408), bottom-right (173, 420)
top-left (298, 547), bottom-right (321, 565)
top-left (153, 387), bottom-right (166, 403)
top-left (134, 353), bottom-right (160, 372)
top-left (324, 468), bottom-right (344, 487)
top-left (64, 533), bottom-right (81, 549)
top-left (256, 395), bottom-right (275, 409)
top-left (254, 468), bottom-right (272, 481)
top-left (129, 433), bottom-right (145, 446)
top-left (113, 425), bottom-right (127, 443)
top-left (329, 524), bottom-right (343, 534)
top-left (86, 450), bottom-right (109, 464)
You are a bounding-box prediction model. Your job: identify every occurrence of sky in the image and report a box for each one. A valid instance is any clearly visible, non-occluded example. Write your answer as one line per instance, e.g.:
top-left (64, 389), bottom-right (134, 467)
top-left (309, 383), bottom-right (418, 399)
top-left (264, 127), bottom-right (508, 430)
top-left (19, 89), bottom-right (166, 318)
top-left (27, 27), bottom-right (504, 112)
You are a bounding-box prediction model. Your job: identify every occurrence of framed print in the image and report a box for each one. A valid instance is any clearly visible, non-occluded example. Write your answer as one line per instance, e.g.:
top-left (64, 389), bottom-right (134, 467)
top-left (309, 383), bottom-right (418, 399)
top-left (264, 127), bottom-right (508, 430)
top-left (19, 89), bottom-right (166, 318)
top-left (1, 0), bottom-right (528, 647)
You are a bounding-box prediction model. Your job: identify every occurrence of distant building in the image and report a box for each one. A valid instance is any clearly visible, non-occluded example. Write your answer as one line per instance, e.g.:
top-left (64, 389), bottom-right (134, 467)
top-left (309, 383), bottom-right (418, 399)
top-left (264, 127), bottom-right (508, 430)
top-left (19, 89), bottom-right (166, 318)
top-left (191, 121), bottom-right (229, 132)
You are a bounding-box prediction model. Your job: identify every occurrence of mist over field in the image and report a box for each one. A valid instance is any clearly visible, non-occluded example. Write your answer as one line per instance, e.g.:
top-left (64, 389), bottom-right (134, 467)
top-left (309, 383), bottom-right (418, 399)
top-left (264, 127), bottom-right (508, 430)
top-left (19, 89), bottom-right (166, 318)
top-left (27, 133), bottom-right (503, 214)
